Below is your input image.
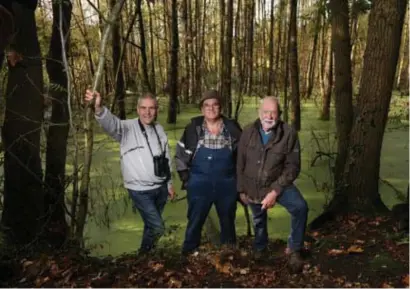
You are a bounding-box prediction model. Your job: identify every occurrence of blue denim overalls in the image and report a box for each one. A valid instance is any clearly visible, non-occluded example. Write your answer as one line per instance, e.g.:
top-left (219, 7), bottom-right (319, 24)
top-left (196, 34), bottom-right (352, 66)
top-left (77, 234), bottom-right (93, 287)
top-left (182, 136), bottom-right (237, 253)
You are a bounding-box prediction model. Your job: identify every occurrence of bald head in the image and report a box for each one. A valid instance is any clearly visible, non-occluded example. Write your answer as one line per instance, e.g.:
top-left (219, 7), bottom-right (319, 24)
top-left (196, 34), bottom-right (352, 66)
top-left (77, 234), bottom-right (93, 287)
top-left (259, 96), bottom-right (281, 131)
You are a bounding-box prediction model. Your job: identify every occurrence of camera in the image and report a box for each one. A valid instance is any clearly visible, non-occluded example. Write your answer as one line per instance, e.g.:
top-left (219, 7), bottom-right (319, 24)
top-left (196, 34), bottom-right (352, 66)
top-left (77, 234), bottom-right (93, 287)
top-left (153, 153), bottom-right (170, 179)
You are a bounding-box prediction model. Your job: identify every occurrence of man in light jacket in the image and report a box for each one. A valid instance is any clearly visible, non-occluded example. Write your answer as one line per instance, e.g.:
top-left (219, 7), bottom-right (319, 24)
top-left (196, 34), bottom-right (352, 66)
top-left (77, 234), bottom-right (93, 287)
top-left (84, 89), bottom-right (175, 255)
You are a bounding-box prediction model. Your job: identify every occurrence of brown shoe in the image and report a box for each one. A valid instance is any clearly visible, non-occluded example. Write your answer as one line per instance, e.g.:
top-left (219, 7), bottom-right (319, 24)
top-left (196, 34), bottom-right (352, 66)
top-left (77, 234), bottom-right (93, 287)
top-left (288, 250), bottom-right (304, 273)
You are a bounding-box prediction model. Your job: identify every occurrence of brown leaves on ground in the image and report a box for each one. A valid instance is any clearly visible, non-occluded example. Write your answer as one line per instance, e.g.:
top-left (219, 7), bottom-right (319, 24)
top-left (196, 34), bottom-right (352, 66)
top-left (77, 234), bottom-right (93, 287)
top-left (1, 215), bottom-right (408, 288)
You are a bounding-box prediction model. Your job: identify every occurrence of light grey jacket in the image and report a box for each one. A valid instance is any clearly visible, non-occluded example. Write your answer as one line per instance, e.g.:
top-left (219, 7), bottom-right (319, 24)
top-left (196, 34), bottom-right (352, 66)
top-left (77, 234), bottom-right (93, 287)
top-left (95, 106), bottom-right (172, 191)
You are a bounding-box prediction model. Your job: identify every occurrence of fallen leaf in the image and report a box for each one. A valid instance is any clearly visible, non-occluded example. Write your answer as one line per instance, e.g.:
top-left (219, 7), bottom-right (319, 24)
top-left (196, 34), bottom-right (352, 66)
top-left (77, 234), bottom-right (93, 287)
top-left (381, 282), bottom-right (394, 288)
top-left (164, 270), bottom-right (174, 277)
top-left (368, 220), bottom-right (380, 226)
top-left (239, 267), bottom-right (250, 275)
top-left (402, 274), bottom-right (409, 286)
top-left (354, 239), bottom-right (365, 245)
top-left (35, 276), bottom-right (50, 287)
top-left (327, 249), bottom-right (345, 256)
top-left (22, 260), bottom-right (34, 270)
top-left (216, 262), bottom-right (231, 274)
top-left (347, 245), bottom-right (364, 254)
top-left (311, 231), bottom-right (320, 237)
top-left (168, 277), bottom-right (182, 288)
top-left (151, 262), bottom-right (164, 272)
top-left (50, 262), bottom-right (59, 277)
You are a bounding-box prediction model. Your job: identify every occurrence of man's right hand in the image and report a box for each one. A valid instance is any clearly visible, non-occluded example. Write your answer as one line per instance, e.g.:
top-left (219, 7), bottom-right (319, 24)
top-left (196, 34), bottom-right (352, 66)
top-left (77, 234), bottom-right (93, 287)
top-left (85, 89), bottom-right (102, 114)
top-left (239, 193), bottom-right (249, 205)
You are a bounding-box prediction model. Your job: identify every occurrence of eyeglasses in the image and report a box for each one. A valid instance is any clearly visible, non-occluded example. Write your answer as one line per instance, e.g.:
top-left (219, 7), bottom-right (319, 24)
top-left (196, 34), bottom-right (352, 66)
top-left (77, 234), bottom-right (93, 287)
top-left (203, 103), bottom-right (220, 109)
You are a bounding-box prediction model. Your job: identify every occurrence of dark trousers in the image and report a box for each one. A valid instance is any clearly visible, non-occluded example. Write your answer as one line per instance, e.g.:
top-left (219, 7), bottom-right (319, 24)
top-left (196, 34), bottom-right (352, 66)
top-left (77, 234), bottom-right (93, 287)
top-left (248, 185), bottom-right (308, 252)
top-left (128, 184), bottom-right (168, 253)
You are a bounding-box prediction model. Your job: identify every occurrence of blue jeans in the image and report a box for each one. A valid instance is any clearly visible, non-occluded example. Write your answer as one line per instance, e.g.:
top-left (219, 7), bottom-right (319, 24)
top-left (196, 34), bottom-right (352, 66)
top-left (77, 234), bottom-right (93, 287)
top-left (128, 184), bottom-right (168, 253)
top-left (248, 185), bottom-right (308, 252)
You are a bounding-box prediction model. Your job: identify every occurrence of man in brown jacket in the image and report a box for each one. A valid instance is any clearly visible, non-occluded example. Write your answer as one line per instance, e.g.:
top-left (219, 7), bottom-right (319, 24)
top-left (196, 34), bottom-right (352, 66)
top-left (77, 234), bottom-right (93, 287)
top-left (237, 96), bottom-right (308, 273)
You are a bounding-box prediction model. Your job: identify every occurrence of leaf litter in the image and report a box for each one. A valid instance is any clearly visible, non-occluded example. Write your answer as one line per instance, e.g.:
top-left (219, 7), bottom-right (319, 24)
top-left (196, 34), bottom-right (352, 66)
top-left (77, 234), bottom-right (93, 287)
top-left (0, 215), bottom-right (408, 288)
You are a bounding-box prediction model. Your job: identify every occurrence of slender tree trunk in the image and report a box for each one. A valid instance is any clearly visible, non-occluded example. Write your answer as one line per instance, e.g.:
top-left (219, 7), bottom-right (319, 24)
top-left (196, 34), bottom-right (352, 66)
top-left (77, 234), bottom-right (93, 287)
top-left (97, 0), bottom-right (110, 95)
top-left (282, 0), bottom-right (289, 122)
top-left (305, 6), bottom-right (321, 99)
top-left (396, 16), bottom-right (409, 93)
top-left (146, 0), bottom-right (156, 94)
top-left (76, 0), bottom-right (126, 242)
top-left (219, 0), bottom-right (225, 98)
top-left (77, 0), bottom-right (95, 77)
top-left (1, 0), bottom-right (44, 245)
top-left (44, 0), bottom-right (72, 246)
top-left (288, 0), bottom-right (301, 131)
top-left (320, 35), bottom-right (333, 121)
top-left (182, 0), bottom-right (190, 103)
top-left (330, 0), bottom-right (354, 189)
top-left (167, 0), bottom-right (179, 123)
top-left (245, 0), bottom-right (255, 95)
top-left (267, 0), bottom-right (275, 95)
top-left (111, 0), bottom-right (126, 119)
top-left (222, 0), bottom-right (234, 117)
top-left (136, 0), bottom-right (151, 92)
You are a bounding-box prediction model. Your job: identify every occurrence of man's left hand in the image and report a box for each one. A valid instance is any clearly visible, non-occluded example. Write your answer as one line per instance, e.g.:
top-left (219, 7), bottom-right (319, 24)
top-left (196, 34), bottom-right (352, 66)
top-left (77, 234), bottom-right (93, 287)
top-left (261, 190), bottom-right (279, 210)
top-left (168, 185), bottom-right (176, 200)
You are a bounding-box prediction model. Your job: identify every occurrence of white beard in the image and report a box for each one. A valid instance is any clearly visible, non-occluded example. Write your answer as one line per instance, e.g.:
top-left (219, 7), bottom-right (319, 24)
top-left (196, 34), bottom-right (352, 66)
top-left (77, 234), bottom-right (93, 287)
top-left (261, 119), bottom-right (276, 130)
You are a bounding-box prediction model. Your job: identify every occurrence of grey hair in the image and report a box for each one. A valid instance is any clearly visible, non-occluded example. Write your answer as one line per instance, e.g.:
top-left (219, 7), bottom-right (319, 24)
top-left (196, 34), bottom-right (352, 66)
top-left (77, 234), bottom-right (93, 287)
top-left (137, 92), bottom-right (158, 108)
top-left (259, 96), bottom-right (282, 114)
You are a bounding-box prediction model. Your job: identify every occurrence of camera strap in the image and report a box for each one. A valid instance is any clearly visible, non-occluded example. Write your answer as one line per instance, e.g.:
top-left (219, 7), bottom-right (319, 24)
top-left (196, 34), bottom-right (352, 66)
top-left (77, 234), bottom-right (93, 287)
top-left (138, 119), bottom-right (164, 157)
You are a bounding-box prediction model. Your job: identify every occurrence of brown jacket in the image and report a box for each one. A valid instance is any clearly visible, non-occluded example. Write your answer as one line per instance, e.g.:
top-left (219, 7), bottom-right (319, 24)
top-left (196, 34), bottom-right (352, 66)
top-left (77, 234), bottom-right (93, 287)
top-left (236, 119), bottom-right (301, 202)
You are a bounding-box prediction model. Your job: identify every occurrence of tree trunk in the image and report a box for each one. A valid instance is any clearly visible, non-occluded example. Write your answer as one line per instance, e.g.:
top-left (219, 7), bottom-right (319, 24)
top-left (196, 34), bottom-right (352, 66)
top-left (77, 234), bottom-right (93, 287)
top-left (219, 0), bottom-right (225, 103)
top-left (267, 0), bottom-right (275, 95)
top-left (1, 0), bottom-right (45, 245)
top-left (320, 42), bottom-right (333, 120)
top-left (288, 0), bottom-right (301, 131)
top-left (245, 0), bottom-right (255, 95)
top-left (111, 0), bottom-right (126, 119)
top-left (44, 0), bottom-right (72, 247)
top-left (396, 16), bottom-right (409, 94)
top-left (310, 0), bottom-right (408, 230)
top-left (330, 0), bottom-right (354, 189)
top-left (136, 0), bottom-right (151, 93)
top-left (341, 0), bottom-right (407, 213)
top-left (75, 0), bottom-right (126, 243)
top-left (182, 0), bottom-right (190, 103)
top-left (223, 0), bottom-right (233, 117)
top-left (146, 0), bottom-right (157, 95)
top-left (305, 5), bottom-right (321, 100)
top-left (167, 0), bottom-right (179, 124)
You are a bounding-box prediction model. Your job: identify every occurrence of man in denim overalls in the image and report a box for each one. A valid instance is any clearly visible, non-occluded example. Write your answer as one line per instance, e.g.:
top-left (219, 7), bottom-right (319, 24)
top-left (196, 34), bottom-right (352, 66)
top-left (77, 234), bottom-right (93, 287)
top-left (175, 90), bottom-right (242, 255)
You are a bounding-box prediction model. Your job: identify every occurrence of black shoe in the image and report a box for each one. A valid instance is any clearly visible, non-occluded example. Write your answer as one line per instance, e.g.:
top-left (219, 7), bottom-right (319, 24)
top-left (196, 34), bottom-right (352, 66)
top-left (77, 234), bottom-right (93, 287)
top-left (288, 250), bottom-right (304, 274)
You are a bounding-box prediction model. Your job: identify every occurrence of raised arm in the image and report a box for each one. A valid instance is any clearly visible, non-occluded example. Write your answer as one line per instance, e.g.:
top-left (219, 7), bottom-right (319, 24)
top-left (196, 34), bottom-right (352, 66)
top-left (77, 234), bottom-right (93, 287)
top-left (85, 89), bottom-right (123, 142)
